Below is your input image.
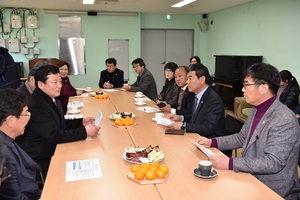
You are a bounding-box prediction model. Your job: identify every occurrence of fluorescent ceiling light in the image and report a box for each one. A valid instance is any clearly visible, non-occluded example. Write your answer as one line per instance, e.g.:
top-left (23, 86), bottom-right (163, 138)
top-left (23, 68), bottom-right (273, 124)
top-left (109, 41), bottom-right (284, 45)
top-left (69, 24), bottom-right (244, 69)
top-left (83, 0), bottom-right (95, 5)
top-left (171, 0), bottom-right (197, 8)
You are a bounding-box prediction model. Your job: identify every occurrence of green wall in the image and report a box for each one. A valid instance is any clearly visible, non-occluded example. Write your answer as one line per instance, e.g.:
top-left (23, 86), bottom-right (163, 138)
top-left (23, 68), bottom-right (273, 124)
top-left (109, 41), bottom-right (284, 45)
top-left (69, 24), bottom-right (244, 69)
top-left (7, 0), bottom-right (300, 86)
top-left (203, 0), bottom-right (300, 81)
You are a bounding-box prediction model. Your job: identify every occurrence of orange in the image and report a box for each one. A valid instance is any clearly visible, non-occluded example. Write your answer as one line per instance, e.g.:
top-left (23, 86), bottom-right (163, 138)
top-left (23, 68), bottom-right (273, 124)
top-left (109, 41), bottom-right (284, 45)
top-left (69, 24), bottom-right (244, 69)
top-left (150, 162), bottom-right (160, 169)
top-left (159, 165), bottom-right (169, 174)
top-left (130, 164), bottom-right (140, 173)
top-left (134, 170), bottom-right (145, 180)
top-left (156, 169), bottom-right (166, 179)
top-left (148, 165), bottom-right (159, 172)
top-left (124, 120), bottom-right (131, 126)
top-left (128, 118), bottom-right (135, 125)
top-left (140, 163), bottom-right (149, 170)
top-left (145, 170), bottom-right (156, 180)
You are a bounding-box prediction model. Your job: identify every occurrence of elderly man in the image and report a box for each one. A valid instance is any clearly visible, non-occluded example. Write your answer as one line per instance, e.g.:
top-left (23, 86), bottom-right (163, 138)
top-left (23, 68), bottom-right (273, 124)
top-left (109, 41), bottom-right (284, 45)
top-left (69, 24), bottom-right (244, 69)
top-left (98, 58), bottom-right (124, 89)
top-left (16, 61), bottom-right (47, 101)
top-left (16, 64), bottom-right (100, 179)
top-left (0, 89), bottom-right (40, 199)
top-left (159, 65), bottom-right (194, 115)
top-left (197, 63), bottom-right (300, 199)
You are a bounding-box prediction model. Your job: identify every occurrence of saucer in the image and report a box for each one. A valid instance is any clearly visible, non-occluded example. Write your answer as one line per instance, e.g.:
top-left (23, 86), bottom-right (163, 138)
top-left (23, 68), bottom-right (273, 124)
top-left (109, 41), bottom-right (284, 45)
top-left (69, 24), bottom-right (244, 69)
top-left (193, 168), bottom-right (218, 179)
top-left (152, 117), bottom-right (156, 122)
top-left (135, 102), bottom-right (146, 106)
top-left (68, 109), bottom-right (80, 114)
top-left (135, 95), bottom-right (144, 98)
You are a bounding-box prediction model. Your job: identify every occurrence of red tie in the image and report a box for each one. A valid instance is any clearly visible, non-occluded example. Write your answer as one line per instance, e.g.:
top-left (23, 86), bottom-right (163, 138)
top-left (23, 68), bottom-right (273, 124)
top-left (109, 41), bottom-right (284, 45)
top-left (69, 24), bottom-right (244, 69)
top-left (180, 89), bottom-right (184, 94)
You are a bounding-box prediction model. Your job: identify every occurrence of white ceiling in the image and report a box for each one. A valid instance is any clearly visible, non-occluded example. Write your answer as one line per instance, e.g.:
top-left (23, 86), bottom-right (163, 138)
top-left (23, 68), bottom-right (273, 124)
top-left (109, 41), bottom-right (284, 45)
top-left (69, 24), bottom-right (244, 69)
top-left (0, 0), bottom-right (255, 15)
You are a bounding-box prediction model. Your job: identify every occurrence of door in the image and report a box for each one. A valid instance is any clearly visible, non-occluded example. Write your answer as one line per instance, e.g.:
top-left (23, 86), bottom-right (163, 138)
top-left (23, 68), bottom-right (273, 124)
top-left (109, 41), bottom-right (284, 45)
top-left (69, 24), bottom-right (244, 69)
top-left (141, 29), bottom-right (193, 92)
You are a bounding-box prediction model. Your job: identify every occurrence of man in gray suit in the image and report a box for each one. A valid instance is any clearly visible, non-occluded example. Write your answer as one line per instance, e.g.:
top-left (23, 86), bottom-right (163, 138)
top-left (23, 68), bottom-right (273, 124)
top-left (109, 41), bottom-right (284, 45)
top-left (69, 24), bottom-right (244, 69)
top-left (123, 58), bottom-right (157, 100)
top-left (198, 63), bottom-right (300, 200)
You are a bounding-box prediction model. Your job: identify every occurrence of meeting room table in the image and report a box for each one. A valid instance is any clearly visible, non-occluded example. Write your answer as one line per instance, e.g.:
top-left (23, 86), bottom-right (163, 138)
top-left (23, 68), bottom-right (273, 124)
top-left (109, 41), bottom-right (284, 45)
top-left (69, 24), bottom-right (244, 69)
top-left (40, 88), bottom-right (283, 200)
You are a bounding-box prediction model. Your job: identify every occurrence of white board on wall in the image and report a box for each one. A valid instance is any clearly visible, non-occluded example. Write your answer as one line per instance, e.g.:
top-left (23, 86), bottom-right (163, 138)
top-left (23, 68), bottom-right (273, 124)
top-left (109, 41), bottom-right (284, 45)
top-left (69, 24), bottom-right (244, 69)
top-left (108, 39), bottom-right (129, 81)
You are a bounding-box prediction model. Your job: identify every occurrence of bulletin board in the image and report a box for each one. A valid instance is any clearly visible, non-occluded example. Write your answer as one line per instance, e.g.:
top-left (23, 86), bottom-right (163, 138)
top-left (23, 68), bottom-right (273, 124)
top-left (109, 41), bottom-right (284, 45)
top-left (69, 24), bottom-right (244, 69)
top-left (108, 39), bottom-right (129, 81)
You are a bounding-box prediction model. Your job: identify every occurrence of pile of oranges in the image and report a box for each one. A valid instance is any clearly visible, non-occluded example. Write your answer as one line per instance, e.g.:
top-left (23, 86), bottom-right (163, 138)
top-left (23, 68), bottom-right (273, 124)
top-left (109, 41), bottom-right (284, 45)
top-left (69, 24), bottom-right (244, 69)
top-left (95, 94), bottom-right (109, 99)
top-left (114, 117), bottom-right (135, 126)
top-left (130, 162), bottom-right (169, 180)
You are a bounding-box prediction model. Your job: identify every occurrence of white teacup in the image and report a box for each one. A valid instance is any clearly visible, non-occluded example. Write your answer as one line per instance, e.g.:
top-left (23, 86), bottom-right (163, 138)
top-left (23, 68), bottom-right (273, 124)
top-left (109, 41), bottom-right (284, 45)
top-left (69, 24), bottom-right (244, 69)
top-left (72, 101), bottom-right (81, 107)
top-left (136, 92), bottom-right (143, 96)
top-left (69, 105), bottom-right (78, 112)
top-left (137, 99), bottom-right (144, 105)
top-left (155, 113), bottom-right (164, 120)
top-left (86, 87), bottom-right (92, 91)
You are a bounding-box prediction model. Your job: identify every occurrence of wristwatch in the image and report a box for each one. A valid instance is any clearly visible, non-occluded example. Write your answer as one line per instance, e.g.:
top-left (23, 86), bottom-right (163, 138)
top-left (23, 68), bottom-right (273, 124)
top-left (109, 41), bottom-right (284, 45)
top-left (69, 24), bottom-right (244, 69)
top-left (181, 122), bottom-right (186, 131)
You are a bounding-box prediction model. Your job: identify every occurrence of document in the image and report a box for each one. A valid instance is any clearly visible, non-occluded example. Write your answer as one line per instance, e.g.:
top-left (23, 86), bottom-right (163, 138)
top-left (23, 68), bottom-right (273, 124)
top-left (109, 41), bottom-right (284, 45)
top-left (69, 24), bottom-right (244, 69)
top-left (94, 110), bottom-right (103, 126)
top-left (66, 159), bottom-right (103, 182)
top-left (192, 141), bottom-right (215, 157)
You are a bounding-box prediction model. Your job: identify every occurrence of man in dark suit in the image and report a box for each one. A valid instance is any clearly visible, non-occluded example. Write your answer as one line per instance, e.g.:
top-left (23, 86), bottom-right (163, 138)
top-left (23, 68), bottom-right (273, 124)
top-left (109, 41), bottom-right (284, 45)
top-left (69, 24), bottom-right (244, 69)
top-left (123, 58), bottom-right (157, 100)
top-left (16, 64), bottom-right (100, 179)
top-left (98, 58), bottom-right (124, 88)
top-left (159, 65), bottom-right (195, 115)
top-left (0, 89), bottom-right (40, 199)
top-left (169, 64), bottom-right (226, 138)
top-left (0, 47), bottom-right (20, 89)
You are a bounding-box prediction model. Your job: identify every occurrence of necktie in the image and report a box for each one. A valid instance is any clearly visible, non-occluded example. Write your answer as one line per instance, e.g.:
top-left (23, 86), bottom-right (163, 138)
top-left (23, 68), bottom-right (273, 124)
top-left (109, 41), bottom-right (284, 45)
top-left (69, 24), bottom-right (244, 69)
top-left (193, 97), bottom-right (198, 114)
top-left (177, 89), bottom-right (184, 110)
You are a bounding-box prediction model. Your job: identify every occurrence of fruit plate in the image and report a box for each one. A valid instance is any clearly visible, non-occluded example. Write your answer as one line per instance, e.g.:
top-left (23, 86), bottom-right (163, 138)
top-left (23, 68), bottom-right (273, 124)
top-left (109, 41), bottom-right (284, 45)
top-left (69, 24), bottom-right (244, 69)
top-left (109, 112), bottom-right (135, 120)
top-left (122, 151), bottom-right (164, 164)
top-left (126, 171), bottom-right (169, 185)
top-left (112, 122), bottom-right (138, 128)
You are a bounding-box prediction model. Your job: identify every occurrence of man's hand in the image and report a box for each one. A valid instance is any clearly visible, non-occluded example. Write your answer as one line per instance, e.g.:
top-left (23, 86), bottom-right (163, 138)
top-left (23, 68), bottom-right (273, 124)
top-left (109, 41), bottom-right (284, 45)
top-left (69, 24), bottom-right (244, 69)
top-left (209, 156), bottom-right (230, 170)
top-left (169, 114), bottom-right (181, 121)
top-left (167, 121), bottom-right (182, 130)
top-left (197, 136), bottom-right (212, 148)
top-left (83, 117), bottom-right (95, 126)
top-left (85, 124), bottom-right (100, 137)
top-left (159, 103), bottom-right (171, 112)
top-left (123, 84), bottom-right (131, 90)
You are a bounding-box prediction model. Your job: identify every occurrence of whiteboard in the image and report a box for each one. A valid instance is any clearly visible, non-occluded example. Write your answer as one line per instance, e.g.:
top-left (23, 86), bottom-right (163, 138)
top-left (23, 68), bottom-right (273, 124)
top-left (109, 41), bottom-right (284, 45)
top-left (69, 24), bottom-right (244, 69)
top-left (108, 39), bottom-right (129, 81)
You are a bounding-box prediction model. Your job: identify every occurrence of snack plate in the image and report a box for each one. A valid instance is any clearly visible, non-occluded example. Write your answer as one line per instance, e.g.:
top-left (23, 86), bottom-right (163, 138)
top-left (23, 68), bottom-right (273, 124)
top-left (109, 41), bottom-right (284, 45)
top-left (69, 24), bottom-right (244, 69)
top-left (122, 151), bottom-right (163, 164)
top-left (112, 122), bottom-right (138, 128)
top-left (68, 110), bottom-right (80, 114)
top-left (127, 171), bottom-right (169, 185)
top-left (109, 112), bottom-right (135, 120)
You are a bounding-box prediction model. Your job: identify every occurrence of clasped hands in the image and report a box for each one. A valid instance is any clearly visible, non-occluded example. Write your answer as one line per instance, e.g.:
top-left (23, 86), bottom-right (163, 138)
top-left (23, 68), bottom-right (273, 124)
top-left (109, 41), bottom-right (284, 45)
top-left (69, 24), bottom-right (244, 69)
top-left (83, 117), bottom-right (101, 137)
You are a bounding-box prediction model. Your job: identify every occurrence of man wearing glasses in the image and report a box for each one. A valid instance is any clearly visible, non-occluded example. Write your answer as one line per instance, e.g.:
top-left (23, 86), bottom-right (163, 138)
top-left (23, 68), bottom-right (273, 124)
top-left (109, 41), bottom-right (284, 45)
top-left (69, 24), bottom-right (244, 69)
top-left (123, 58), bottom-right (157, 100)
top-left (197, 63), bottom-right (300, 199)
top-left (0, 89), bottom-right (40, 199)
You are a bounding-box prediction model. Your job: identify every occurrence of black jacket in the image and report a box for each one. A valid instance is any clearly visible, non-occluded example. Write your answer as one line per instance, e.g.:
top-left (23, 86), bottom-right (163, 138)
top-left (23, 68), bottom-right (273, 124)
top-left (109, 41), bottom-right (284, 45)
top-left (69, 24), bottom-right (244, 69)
top-left (279, 82), bottom-right (299, 111)
top-left (99, 68), bottom-right (124, 88)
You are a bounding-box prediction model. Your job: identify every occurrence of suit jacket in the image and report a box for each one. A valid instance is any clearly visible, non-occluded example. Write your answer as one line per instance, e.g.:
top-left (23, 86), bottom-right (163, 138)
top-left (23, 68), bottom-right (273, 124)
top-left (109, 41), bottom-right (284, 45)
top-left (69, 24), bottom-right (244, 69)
top-left (184, 87), bottom-right (226, 137)
top-left (130, 68), bottom-right (157, 100)
top-left (16, 88), bottom-right (87, 178)
top-left (176, 87), bottom-right (195, 115)
top-left (0, 131), bottom-right (40, 200)
top-left (216, 99), bottom-right (300, 199)
top-left (98, 68), bottom-right (124, 88)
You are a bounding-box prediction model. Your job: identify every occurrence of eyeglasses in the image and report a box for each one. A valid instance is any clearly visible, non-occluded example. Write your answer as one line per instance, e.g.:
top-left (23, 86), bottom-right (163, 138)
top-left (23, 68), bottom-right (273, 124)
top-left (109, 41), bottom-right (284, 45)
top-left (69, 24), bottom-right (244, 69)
top-left (132, 65), bottom-right (140, 69)
top-left (20, 112), bottom-right (31, 118)
top-left (59, 68), bottom-right (68, 72)
top-left (0, 166), bottom-right (12, 186)
top-left (242, 82), bottom-right (261, 88)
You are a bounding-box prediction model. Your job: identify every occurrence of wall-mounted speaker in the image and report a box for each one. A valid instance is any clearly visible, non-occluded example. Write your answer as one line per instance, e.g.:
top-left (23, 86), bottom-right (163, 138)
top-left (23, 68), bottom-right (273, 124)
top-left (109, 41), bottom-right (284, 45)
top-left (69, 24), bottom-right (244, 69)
top-left (198, 20), bottom-right (207, 31)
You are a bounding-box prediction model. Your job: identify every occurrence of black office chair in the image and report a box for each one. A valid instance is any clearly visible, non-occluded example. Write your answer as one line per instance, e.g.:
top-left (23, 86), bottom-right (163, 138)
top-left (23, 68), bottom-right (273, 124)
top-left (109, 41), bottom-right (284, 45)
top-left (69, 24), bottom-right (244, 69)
top-left (224, 113), bottom-right (244, 157)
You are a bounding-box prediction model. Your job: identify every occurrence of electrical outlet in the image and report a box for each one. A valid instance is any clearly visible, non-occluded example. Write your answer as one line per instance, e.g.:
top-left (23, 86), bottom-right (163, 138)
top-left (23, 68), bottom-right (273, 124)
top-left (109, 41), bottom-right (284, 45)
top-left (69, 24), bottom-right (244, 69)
top-left (8, 39), bottom-right (20, 52)
top-left (0, 39), bottom-right (7, 48)
top-left (33, 36), bottom-right (39, 43)
top-left (11, 15), bottom-right (22, 29)
top-left (3, 24), bottom-right (11, 33)
top-left (21, 36), bottom-right (28, 43)
top-left (21, 48), bottom-right (29, 55)
top-left (27, 15), bottom-right (38, 29)
top-left (33, 48), bottom-right (41, 55)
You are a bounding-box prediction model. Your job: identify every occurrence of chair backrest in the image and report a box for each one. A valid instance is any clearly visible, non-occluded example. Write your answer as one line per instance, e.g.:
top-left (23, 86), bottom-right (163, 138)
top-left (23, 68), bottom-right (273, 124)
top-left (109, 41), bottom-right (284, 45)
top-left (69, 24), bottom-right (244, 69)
top-left (225, 113), bottom-right (244, 135)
